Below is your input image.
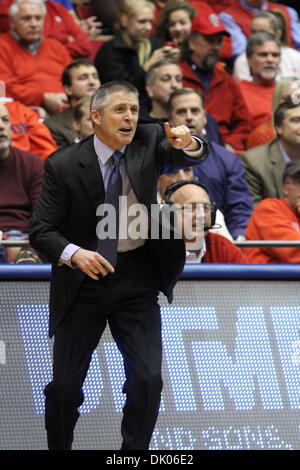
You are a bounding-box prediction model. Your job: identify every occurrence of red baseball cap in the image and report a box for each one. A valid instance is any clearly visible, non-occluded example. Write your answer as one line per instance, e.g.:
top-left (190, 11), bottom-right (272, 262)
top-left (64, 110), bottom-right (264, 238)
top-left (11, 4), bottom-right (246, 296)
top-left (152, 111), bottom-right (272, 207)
top-left (191, 12), bottom-right (230, 36)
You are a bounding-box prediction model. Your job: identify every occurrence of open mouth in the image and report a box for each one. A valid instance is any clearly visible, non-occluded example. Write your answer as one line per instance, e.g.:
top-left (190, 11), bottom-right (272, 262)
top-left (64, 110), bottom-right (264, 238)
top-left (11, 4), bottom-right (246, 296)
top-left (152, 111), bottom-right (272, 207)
top-left (119, 128), bottom-right (133, 134)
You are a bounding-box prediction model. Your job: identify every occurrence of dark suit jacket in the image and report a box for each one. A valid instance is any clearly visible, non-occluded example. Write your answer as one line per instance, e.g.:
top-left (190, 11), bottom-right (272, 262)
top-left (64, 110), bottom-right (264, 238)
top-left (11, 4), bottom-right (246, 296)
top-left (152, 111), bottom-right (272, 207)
top-left (29, 124), bottom-right (208, 337)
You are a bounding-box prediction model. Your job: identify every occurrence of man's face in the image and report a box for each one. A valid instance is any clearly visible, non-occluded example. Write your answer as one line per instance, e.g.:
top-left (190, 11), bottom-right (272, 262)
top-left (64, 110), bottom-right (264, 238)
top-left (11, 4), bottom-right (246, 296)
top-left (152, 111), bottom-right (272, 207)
top-left (0, 104), bottom-right (11, 160)
top-left (91, 90), bottom-right (139, 150)
top-left (73, 104), bottom-right (94, 140)
top-left (10, 2), bottom-right (44, 43)
top-left (169, 92), bottom-right (206, 135)
top-left (158, 167), bottom-right (194, 198)
top-left (188, 33), bottom-right (223, 71)
top-left (146, 64), bottom-right (182, 105)
top-left (283, 176), bottom-right (300, 216)
top-left (247, 41), bottom-right (280, 83)
top-left (65, 65), bottom-right (100, 102)
top-left (171, 184), bottom-right (211, 249)
top-left (168, 8), bottom-right (192, 45)
top-left (245, 0), bottom-right (265, 7)
top-left (123, 6), bottom-right (154, 44)
top-left (276, 106), bottom-right (300, 147)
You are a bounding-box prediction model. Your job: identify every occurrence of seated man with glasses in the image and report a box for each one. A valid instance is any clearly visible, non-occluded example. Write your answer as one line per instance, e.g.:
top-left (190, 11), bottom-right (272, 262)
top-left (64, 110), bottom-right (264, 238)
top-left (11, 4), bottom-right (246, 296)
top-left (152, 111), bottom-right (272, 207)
top-left (163, 180), bottom-right (247, 263)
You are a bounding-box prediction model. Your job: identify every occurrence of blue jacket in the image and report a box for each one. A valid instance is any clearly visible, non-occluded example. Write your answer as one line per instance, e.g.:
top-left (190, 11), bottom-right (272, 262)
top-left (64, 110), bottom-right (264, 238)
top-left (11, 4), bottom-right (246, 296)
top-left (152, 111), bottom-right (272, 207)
top-left (193, 141), bottom-right (253, 239)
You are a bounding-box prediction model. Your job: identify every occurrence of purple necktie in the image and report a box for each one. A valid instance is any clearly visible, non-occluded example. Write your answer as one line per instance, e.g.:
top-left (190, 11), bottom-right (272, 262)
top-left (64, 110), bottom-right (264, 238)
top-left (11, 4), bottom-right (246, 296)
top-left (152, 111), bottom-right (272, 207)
top-left (97, 151), bottom-right (123, 267)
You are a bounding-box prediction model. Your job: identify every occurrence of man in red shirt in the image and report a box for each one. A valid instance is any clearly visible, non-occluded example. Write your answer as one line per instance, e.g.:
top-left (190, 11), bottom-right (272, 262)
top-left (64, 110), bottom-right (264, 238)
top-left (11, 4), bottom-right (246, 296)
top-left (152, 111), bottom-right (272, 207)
top-left (164, 180), bottom-right (247, 263)
top-left (237, 31), bottom-right (281, 128)
top-left (177, 11), bottom-right (252, 154)
top-left (0, 0), bottom-right (72, 114)
top-left (245, 161), bottom-right (300, 263)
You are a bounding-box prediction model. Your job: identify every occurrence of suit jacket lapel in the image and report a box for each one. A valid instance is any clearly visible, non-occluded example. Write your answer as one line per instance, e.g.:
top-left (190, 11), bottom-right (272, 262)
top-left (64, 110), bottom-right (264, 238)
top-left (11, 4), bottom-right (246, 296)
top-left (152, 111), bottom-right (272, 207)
top-left (269, 139), bottom-right (285, 196)
top-left (78, 136), bottom-right (105, 211)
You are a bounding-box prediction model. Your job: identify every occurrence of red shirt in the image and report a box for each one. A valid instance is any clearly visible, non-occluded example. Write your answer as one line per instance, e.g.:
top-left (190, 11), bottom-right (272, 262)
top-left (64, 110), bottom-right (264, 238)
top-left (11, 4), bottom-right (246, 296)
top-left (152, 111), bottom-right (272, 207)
top-left (245, 197), bottom-right (300, 263)
top-left (203, 231), bottom-right (247, 263)
top-left (0, 32), bottom-right (71, 107)
top-left (237, 81), bottom-right (276, 128)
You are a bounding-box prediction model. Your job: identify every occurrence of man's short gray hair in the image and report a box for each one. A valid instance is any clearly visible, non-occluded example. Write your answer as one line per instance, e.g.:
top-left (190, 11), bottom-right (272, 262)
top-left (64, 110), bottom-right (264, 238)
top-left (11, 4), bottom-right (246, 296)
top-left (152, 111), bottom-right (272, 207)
top-left (145, 58), bottom-right (181, 86)
top-left (90, 81), bottom-right (139, 116)
top-left (9, 0), bottom-right (46, 19)
top-left (246, 31), bottom-right (281, 57)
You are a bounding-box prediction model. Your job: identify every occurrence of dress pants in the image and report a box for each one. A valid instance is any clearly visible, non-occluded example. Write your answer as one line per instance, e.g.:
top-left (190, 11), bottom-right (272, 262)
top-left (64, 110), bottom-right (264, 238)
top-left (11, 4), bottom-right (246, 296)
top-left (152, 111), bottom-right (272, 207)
top-left (44, 245), bottom-right (163, 450)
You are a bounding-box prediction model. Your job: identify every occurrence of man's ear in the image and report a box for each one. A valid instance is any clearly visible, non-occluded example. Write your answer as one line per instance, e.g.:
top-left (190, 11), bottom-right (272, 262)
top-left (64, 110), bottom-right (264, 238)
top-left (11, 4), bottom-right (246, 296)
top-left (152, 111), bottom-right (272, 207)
top-left (188, 38), bottom-right (195, 53)
top-left (282, 181), bottom-right (289, 198)
top-left (275, 124), bottom-right (282, 138)
top-left (63, 84), bottom-right (72, 98)
top-left (90, 109), bottom-right (101, 126)
top-left (145, 84), bottom-right (154, 99)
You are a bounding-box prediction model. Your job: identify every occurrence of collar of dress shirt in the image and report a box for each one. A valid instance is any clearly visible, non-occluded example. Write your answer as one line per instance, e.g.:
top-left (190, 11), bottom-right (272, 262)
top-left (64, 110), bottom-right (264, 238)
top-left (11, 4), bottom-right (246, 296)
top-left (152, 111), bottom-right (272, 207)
top-left (186, 238), bottom-right (207, 263)
top-left (93, 134), bottom-right (126, 165)
top-left (10, 30), bottom-right (41, 54)
top-left (240, 0), bottom-right (267, 13)
top-left (278, 139), bottom-right (291, 164)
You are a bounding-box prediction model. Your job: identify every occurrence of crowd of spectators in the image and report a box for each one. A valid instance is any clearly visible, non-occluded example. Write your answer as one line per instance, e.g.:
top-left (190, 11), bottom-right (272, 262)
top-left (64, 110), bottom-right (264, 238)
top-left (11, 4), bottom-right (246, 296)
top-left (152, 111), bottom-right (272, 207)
top-left (1, 0), bottom-right (300, 264)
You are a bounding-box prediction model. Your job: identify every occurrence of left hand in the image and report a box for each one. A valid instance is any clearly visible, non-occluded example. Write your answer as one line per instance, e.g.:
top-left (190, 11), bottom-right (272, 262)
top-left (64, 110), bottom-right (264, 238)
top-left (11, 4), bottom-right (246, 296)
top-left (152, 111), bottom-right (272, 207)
top-left (164, 122), bottom-right (193, 149)
top-left (80, 16), bottom-right (103, 37)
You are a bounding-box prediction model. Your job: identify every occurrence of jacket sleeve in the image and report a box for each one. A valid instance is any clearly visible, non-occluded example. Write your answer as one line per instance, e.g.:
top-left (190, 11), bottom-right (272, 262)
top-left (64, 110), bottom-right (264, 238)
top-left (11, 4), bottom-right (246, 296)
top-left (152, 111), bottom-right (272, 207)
top-left (240, 152), bottom-right (264, 207)
top-left (223, 151), bottom-right (253, 238)
top-left (29, 156), bottom-right (72, 262)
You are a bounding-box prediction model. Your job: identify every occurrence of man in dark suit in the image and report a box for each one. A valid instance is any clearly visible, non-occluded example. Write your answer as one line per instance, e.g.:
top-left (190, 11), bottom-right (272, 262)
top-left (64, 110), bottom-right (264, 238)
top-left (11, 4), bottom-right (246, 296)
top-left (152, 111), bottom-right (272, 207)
top-left (29, 80), bottom-right (208, 450)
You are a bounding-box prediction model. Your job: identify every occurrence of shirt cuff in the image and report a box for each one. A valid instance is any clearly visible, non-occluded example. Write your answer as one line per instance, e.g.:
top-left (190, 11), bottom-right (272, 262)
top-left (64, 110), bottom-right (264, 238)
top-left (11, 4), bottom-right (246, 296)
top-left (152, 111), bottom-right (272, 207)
top-left (183, 135), bottom-right (204, 156)
top-left (59, 243), bottom-right (81, 268)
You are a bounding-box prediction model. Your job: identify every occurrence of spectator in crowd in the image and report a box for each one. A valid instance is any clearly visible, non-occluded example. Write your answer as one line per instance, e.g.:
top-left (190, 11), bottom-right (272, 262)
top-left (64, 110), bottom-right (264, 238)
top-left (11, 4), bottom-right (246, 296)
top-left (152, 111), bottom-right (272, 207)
top-left (157, 166), bottom-right (233, 241)
top-left (164, 180), bottom-right (247, 263)
top-left (0, 0), bottom-right (93, 58)
top-left (151, 0), bottom-right (218, 32)
top-left (94, 0), bottom-right (180, 110)
top-left (155, 1), bottom-right (232, 60)
top-left (143, 58), bottom-right (222, 143)
top-left (245, 161), bottom-right (300, 263)
top-left (167, 87), bottom-right (253, 239)
top-left (219, 0), bottom-right (300, 58)
top-left (237, 32), bottom-right (281, 128)
top-left (0, 102), bottom-right (44, 259)
top-left (0, 0), bottom-right (72, 115)
top-left (144, 58), bottom-right (183, 121)
top-left (178, 11), bottom-right (252, 154)
top-left (3, 97), bottom-right (57, 159)
top-left (72, 96), bottom-right (93, 141)
top-left (246, 76), bottom-right (299, 149)
top-left (233, 11), bottom-right (300, 82)
top-left (240, 98), bottom-right (300, 206)
top-left (155, 0), bottom-right (197, 46)
top-left (45, 58), bottom-right (100, 148)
